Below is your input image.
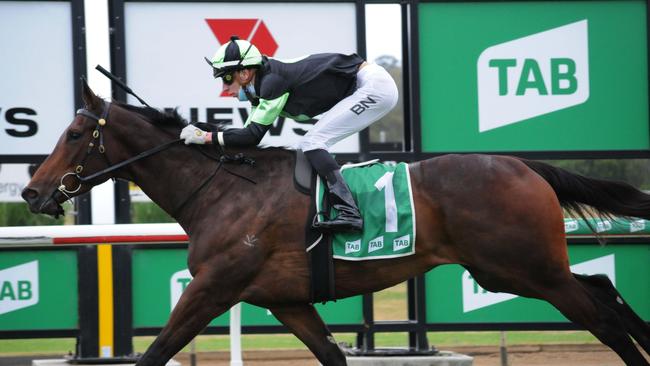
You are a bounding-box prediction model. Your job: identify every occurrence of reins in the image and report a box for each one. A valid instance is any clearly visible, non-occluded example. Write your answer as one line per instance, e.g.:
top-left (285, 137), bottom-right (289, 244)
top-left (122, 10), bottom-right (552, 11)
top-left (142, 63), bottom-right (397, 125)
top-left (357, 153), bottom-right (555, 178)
top-left (58, 103), bottom-right (184, 197)
top-left (56, 66), bottom-right (258, 216)
top-left (170, 145), bottom-right (257, 217)
top-left (60, 103), bottom-right (257, 202)
top-left (77, 137), bottom-right (183, 183)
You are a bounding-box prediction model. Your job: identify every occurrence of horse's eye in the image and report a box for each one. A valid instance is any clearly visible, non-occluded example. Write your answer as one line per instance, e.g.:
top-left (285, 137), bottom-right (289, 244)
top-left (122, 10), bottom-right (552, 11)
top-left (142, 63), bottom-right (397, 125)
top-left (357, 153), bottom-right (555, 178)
top-left (68, 131), bottom-right (82, 140)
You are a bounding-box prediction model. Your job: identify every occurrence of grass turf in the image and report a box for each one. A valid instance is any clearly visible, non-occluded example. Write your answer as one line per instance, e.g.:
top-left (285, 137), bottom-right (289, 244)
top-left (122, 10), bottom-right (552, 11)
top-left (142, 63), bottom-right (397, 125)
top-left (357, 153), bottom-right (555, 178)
top-left (0, 331), bottom-right (600, 355)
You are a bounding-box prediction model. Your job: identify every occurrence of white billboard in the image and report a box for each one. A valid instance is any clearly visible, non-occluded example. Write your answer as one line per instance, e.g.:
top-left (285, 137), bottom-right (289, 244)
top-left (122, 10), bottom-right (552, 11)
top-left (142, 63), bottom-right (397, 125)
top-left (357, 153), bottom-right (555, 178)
top-left (124, 2), bottom-right (359, 152)
top-left (0, 164), bottom-right (32, 202)
top-left (0, 1), bottom-right (75, 157)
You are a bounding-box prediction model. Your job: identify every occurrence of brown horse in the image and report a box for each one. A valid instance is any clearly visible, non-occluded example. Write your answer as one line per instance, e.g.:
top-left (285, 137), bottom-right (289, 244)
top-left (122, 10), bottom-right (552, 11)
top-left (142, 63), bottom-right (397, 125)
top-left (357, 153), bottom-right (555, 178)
top-left (22, 82), bottom-right (650, 366)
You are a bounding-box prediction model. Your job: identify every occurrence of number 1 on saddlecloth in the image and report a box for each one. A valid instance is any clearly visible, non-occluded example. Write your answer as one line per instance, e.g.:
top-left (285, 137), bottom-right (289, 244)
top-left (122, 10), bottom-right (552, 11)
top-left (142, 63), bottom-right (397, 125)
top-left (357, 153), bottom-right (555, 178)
top-left (375, 171), bottom-right (398, 233)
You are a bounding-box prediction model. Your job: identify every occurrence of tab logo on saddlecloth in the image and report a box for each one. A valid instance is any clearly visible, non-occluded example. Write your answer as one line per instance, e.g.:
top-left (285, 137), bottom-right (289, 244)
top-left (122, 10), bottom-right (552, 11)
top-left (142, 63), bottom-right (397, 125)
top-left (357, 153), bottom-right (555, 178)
top-left (393, 234), bottom-right (410, 251)
top-left (170, 269), bottom-right (192, 311)
top-left (345, 239), bottom-right (361, 254)
top-left (368, 236), bottom-right (384, 253)
top-left (477, 20), bottom-right (590, 132)
top-left (0, 261), bottom-right (39, 315)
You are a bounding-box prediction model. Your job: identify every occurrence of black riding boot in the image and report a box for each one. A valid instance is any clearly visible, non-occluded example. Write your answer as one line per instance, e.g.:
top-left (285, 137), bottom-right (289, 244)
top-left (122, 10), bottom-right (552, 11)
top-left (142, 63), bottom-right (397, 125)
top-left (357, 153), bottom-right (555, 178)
top-left (313, 169), bottom-right (363, 233)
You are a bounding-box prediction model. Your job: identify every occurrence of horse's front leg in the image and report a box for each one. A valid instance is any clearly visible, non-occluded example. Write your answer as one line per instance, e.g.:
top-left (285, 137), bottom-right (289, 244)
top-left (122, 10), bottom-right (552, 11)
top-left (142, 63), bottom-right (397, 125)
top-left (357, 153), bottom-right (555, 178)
top-left (270, 304), bottom-right (347, 365)
top-left (136, 270), bottom-right (231, 366)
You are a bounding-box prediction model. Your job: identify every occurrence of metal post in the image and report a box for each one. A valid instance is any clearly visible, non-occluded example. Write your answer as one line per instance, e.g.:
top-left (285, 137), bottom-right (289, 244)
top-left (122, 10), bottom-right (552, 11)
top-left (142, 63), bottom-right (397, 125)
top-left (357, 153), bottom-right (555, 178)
top-left (76, 245), bottom-right (99, 358)
top-left (69, 4), bottom-right (95, 354)
top-left (361, 293), bottom-right (374, 351)
top-left (415, 275), bottom-right (429, 351)
top-left (112, 179), bottom-right (133, 356)
top-left (401, 1), bottom-right (412, 153)
top-left (107, 0), bottom-right (134, 358)
top-left (71, 0), bottom-right (87, 109)
top-left (112, 244), bottom-right (133, 357)
top-left (190, 338), bottom-right (197, 366)
top-left (407, 278), bottom-right (416, 348)
top-left (75, 169), bottom-right (98, 358)
top-left (405, 0), bottom-right (422, 159)
top-left (500, 331), bottom-right (509, 366)
top-left (356, 0), bottom-right (370, 158)
top-left (409, 276), bottom-right (429, 352)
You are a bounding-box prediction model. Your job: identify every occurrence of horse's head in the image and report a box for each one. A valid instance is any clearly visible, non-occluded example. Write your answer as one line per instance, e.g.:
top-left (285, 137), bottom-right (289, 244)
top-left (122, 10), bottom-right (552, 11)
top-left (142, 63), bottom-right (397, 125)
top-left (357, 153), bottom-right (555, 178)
top-left (22, 80), bottom-right (128, 217)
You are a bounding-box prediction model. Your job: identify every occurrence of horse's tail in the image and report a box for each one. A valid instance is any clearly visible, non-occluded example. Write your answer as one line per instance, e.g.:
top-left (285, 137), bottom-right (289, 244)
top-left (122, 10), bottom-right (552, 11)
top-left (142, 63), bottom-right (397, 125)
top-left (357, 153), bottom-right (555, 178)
top-left (519, 159), bottom-right (650, 222)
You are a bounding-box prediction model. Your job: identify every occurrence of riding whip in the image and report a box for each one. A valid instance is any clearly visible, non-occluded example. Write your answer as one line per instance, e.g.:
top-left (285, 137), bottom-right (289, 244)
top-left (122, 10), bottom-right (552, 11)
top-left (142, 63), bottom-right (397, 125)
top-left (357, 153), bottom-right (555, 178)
top-left (95, 64), bottom-right (151, 108)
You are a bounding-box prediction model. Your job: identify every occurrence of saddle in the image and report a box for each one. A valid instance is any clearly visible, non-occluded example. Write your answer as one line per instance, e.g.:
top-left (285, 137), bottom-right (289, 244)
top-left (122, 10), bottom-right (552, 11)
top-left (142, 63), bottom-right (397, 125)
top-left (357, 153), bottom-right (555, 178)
top-left (293, 149), bottom-right (312, 194)
top-left (293, 150), bottom-right (336, 304)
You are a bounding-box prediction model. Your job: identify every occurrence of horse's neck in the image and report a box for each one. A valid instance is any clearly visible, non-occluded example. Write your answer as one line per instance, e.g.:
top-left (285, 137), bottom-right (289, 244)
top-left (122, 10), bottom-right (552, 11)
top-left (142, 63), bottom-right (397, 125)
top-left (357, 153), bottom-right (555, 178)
top-left (128, 143), bottom-right (294, 233)
top-left (125, 142), bottom-right (223, 224)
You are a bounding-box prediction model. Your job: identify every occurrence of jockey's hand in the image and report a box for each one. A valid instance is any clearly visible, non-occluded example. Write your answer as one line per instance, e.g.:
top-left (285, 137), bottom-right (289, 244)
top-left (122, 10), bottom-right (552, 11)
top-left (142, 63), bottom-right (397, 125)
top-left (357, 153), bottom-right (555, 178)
top-left (180, 125), bottom-right (210, 145)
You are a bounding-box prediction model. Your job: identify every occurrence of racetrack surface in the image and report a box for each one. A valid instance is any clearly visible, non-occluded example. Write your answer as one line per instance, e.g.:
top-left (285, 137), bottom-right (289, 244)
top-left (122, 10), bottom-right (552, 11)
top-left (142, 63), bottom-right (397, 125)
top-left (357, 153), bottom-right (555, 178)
top-left (3, 344), bottom-right (646, 366)
top-left (170, 344), bottom-right (647, 366)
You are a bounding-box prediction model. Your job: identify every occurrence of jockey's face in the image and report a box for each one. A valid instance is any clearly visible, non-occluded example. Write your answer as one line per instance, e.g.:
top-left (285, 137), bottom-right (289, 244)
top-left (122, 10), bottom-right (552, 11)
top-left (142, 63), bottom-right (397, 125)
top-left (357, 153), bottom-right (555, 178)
top-left (221, 69), bottom-right (255, 98)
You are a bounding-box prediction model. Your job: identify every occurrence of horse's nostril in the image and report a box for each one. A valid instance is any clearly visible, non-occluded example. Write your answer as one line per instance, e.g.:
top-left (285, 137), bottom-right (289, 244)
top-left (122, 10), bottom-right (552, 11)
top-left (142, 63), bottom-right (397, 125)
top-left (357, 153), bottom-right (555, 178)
top-left (21, 187), bottom-right (39, 202)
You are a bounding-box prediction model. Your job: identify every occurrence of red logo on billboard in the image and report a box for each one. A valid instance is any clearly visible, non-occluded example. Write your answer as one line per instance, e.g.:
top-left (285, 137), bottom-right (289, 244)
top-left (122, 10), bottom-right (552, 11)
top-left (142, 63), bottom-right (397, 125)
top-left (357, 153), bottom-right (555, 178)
top-left (206, 19), bottom-right (278, 55)
top-left (205, 19), bottom-right (278, 96)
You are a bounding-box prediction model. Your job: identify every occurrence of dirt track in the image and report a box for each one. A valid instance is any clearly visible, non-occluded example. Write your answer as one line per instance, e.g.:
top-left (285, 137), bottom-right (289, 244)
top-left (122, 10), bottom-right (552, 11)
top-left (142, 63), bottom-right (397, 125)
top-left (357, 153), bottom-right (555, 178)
top-left (4, 344), bottom-right (646, 366)
top-left (172, 344), bottom-right (648, 365)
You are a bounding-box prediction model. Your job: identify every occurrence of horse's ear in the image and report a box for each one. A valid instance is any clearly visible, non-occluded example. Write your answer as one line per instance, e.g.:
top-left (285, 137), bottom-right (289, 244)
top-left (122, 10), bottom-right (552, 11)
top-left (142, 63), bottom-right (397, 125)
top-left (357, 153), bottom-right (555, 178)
top-left (80, 76), bottom-right (101, 110)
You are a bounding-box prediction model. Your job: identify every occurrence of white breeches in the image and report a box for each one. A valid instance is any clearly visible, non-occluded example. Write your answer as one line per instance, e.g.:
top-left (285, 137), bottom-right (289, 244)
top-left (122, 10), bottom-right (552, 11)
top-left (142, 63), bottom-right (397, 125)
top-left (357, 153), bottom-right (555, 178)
top-left (298, 63), bottom-right (399, 152)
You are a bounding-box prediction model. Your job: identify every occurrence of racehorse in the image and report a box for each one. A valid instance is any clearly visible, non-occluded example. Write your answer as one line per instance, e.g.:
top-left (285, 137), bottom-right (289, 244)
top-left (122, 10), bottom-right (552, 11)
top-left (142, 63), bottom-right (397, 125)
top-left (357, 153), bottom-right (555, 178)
top-left (22, 82), bottom-right (650, 366)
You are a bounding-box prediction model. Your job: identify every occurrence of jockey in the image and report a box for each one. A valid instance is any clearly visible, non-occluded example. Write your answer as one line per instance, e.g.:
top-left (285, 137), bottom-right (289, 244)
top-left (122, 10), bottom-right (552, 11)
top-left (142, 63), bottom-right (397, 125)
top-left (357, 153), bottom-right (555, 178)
top-left (180, 36), bottom-right (399, 233)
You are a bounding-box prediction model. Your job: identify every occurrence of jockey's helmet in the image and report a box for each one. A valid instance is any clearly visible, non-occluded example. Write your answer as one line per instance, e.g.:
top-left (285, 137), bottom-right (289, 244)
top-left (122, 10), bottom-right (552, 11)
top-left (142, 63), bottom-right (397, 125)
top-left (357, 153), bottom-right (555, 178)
top-left (206, 36), bottom-right (263, 82)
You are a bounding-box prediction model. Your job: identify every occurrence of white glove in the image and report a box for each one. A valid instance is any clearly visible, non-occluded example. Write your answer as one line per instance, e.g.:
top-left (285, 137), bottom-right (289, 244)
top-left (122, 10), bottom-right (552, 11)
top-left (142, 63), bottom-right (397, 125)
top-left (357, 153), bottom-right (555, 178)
top-left (180, 125), bottom-right (209, 145)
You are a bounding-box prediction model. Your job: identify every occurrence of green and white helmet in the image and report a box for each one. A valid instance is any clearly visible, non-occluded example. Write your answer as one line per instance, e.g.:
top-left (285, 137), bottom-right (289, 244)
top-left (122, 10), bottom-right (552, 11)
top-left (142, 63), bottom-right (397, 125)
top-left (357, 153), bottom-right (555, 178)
top-left (205, 35), bottom-right (263, 79)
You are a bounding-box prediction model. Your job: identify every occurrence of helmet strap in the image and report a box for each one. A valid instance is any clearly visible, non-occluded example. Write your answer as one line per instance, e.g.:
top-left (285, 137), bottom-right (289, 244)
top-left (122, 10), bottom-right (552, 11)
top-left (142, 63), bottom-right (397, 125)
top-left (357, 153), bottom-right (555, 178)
top-left (237, 43), bottom-right (254, 67)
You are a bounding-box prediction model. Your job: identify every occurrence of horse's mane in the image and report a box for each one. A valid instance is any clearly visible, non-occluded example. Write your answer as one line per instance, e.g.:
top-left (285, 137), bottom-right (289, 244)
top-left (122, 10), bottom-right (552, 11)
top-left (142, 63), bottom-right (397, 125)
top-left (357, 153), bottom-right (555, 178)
top-left (116, 102), bottom-right (191, 130)
top-left (115, 101), bottom-right (293, 155)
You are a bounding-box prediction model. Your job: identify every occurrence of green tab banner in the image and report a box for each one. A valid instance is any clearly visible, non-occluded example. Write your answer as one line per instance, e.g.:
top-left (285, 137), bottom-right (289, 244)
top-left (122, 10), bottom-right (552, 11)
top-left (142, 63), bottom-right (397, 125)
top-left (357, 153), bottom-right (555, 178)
top-left (426, 244), bottom-right (650, 323)
top-left (0, 251), bottom-right (78, 330)
top-left (132, 249), bottom-right (363, 328)
top-left (419, 1), bottom-right (649, 153)
top-left (564, 218), bottom-right (650, 236)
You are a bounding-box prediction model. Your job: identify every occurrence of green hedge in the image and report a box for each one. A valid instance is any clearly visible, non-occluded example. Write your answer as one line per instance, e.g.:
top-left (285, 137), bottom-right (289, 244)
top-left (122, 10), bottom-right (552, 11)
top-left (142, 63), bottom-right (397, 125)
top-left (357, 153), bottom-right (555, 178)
top-left (0, 202), bottom-right (69, 226)
top-left (0, 202), bottom-right (174, 226)
top-left (131, 202), bottom-right (175, 224)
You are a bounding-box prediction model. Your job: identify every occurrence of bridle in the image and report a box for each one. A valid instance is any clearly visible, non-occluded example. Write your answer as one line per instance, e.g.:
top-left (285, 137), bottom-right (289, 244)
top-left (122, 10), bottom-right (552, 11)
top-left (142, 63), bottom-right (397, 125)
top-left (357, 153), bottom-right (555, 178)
top-left (56, 100), bottom-right (257, 217)
top-left (57, 102), bottom-right (115, 199)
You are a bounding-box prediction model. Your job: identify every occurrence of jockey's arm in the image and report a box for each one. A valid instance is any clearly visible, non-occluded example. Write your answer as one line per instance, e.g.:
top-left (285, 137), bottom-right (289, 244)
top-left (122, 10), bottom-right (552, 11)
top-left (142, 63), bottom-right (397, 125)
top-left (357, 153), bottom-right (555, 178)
top-left (181, 92), bottom-right (289, 147)
top-left (214, 92), bottom-right (289, 146)
top-left (214, 121), bottom-right (270, 146)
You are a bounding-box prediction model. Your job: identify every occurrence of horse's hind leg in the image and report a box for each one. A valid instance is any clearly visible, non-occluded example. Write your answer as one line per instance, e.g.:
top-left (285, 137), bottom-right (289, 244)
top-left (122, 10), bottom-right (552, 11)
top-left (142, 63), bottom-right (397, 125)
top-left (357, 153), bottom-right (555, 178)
top-left (136, 272), bottom-right (229, 366)
top-left (542, 276), bottom-right (649, 365)
top-left (469, 267), bottom-right (648, 365)
top-left (270, 304), bottom-right (347, 366)
top-left (574, 273), bottom-right (650, 356)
